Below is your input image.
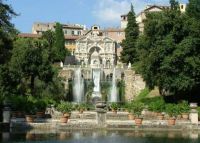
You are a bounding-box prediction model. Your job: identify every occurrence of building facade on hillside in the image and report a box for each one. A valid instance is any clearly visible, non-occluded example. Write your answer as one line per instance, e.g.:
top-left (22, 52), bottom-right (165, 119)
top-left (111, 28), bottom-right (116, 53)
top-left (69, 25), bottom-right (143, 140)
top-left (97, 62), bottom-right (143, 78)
top-left (31, 22), bottom-right (86, 52)
top-left (121, 4), bottom-right (187, 32)
top-left (74, 26), bottom-right (117, 68)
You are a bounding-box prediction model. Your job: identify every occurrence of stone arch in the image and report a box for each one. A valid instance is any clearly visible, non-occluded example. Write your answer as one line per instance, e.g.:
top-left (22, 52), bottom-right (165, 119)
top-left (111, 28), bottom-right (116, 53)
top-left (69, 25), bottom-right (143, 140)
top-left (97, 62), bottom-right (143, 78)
top-left (88, 45), bottom-right (104, 53)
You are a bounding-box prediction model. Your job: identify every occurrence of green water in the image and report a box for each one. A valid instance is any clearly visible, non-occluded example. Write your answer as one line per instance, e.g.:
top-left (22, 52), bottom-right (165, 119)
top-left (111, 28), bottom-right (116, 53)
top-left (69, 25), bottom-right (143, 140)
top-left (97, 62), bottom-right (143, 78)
top-left (1, 130), bottom-right (200, 143)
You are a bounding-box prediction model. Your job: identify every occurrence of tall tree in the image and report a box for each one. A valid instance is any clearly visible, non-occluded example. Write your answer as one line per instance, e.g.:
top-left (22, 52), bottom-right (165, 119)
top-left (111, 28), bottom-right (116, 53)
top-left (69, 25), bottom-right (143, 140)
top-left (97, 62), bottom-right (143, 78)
top-left (186, 0), bottom-right (200, 19)
top-left (0, 0), bottom-right (17, 64)
top-left (120, 3), bottom-right (139, 64)
top-left (52, 23), bottom-right (70, 62)
top-left (10, 38), bottom-right (54, 95)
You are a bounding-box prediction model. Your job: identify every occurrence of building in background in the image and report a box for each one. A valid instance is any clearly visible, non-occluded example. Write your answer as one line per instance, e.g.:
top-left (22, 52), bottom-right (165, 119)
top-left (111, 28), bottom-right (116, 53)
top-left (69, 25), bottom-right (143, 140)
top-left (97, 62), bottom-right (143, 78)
top-left (121, 4), bottom-right (187, 32)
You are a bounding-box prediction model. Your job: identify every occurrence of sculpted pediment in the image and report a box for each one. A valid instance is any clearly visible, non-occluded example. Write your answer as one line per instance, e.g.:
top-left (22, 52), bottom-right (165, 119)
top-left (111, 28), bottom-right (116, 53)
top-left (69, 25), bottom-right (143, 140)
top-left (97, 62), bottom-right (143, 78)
top-left (103, 37), bottom-right (115, 42)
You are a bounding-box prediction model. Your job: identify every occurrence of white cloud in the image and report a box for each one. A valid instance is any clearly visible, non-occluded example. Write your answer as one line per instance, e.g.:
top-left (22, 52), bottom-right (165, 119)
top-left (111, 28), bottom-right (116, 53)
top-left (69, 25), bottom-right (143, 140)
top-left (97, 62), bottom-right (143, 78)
top-left (92, 0), bottom-right (130, 26)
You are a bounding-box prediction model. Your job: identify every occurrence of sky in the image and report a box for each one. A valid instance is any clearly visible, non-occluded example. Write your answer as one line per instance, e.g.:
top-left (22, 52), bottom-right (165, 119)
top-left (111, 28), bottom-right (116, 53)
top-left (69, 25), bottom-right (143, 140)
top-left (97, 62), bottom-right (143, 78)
top-left (5, 0), bottom-right (188, 33)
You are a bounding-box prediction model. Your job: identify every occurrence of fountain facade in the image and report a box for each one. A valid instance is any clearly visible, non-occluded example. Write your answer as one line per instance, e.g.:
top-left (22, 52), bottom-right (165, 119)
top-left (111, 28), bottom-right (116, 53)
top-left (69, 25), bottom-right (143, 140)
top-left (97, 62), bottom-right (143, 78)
top-left (60, 25), bottom-right (146, 102)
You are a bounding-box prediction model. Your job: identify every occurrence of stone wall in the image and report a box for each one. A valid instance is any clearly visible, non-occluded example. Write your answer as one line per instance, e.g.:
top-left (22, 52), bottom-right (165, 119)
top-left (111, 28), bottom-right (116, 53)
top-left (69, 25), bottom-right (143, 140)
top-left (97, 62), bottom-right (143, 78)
top-left (124, 70), bottom-right (146, 101)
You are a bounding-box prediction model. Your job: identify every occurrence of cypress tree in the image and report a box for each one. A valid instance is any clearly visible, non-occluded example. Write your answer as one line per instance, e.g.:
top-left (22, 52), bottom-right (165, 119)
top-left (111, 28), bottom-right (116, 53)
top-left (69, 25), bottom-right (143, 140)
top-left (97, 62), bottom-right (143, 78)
top-left (120, 3), bottom-right (139, 64)
top-left (53, 22), bottom-right (67, 62)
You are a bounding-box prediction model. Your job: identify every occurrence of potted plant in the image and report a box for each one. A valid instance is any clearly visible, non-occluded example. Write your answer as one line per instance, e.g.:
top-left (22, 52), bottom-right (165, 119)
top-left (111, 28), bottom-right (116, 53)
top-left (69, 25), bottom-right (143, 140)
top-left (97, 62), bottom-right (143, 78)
top-left (35, 100), bottom-right (47, 118)
top-left (132, 102), bottom-right (145, 126)
top-left (165, 103), bottom-right (179, 125)
top-left (57, 101), bottom-right (72, 123)
top-left (125, 103), bottom-right (135, 120)
top-left (110, 103), bottom-right (118, 114)
top-left (148, 98), bottom-right (165, 120)
top-left (78, 103), bottom-right (87, 114)
top-left (25, 101), bottom-right (36, 123)
top-left (178, 100), bottom-right (190, 120)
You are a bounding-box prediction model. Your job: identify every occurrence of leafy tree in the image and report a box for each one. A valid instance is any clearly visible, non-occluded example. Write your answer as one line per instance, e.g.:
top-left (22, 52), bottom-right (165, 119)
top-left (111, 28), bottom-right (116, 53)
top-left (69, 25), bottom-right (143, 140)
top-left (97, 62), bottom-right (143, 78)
top-left (135, 0), bottom-right (200, 101)
top-left (42, 30), bottom-right (55, 62)
top-left (0, 0), bottom-right (17, 64)
top-left (10, 38), bottom-right (54, 95)
top-left (186, 0), bottom-right (200, 19)
top-left (52, 22), bottom-right (70, 62)
top-left (120, 3), bottom-right (139, 64)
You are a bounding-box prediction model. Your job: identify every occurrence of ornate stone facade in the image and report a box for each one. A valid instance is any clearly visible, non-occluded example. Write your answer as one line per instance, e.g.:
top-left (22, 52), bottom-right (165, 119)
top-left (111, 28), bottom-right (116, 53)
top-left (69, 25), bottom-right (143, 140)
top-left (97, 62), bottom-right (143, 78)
top-left (75, 26), bottom-right (116, 68)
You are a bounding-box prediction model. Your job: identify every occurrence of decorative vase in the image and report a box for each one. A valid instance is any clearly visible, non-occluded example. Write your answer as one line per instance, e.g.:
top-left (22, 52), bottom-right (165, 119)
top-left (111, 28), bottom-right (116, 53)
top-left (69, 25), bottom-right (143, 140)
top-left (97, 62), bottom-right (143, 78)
top-left (60, 116), bottom-right (68, 123)
top-left (181, 113), bottom-right (189, 120)
top-left (168, 118), bottom-right (176, 125)
top-left (128, 113), bottom-right (135, 120)
top-left (157, 114), bottom-right (164, 120)
top-left (25, 115), bottom-right (34, 123)
top-left (135, 117), bottom-right (143, 126)
top-left (36, 111), bottom-right (45, 118)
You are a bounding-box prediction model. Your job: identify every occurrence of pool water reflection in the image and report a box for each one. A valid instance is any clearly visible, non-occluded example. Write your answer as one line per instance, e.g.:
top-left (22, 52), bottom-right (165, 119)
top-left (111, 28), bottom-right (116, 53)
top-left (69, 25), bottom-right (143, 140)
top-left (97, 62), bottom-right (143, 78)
top-left (0, 130), bottom-right (200, 143)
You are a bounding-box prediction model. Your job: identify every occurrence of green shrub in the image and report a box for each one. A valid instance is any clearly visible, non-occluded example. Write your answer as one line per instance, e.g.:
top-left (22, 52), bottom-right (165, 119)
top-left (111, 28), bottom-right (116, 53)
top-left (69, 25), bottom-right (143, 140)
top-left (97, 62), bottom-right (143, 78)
top-left (110, 103), bottom-right (119, 110)
top-left (131, 101), bottom-right (145, 117)
top-left (135, 88), bottom-right (150, 101)
top-left (56, 101), bottom-right (72, 113)
top-left (178, 100), bottom-right (190, 113)
top-left (148, 97), bottom-right (165, 113)
top-left (78, 103), bottom-right (87, 111)
top-left (35, 100), bottom-right (47, 111)
top-left (165, 103), bottom-right (179, 117)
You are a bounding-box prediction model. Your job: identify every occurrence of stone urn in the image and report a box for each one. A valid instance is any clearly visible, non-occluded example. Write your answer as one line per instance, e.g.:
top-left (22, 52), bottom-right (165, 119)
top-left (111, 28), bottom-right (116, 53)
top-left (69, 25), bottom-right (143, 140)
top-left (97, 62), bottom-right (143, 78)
top-left (181, 113), bottom-right (189, 120)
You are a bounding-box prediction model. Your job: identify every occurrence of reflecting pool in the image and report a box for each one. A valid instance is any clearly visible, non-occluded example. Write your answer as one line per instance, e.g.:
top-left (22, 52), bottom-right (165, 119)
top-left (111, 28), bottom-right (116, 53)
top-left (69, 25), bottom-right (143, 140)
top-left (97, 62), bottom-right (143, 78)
top-left (0, 130), bottom-right (200, 143)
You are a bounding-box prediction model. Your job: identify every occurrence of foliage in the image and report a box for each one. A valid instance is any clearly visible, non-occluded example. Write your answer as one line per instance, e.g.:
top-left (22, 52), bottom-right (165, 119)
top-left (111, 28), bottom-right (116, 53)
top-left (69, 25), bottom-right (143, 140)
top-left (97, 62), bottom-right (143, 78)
top-left (0, 0), bottom-right (17, 64)
top-left (148, 97), bottom-right (165, 113)
top-left (52, 22), bottom-right (70, 62)
top-left (177, 100), bottom-right (190, 113)
top-left (56, 101), bottom-right (72, 113)
top-left (135, 88), bottom-right (150, 101)
top-left (135, 0), bottom-right (200, 100)
top-left (131, 101), bottom-right (145, 117)
top-left (78, 103), bottom-right (87, 111)
top-left (165, 103), bottom-right (179, 117)
top-left (120, 4), bottom-right (139, 64)
top-left (110, 102), bottom-right (119, 110)
top-left (186, 0), bottom-right (200, 19)
top-left (35, 100), bottom-right (47, 111)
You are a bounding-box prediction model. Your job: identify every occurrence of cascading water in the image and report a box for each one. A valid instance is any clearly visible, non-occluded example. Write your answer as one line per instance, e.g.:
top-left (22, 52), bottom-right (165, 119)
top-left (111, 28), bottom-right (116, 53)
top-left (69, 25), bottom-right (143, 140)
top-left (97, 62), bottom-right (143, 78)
top-left (92, 69), bottom-right (101, 98)
top-left (110, 68), bottom-right (118, 102)
top-left (73, 68), bottom-right (84, 103)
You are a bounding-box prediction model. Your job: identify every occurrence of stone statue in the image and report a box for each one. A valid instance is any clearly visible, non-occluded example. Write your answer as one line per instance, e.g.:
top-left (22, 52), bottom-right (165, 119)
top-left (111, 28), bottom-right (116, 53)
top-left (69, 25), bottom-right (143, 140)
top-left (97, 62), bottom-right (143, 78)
top-left (60, 61), bottom-right (63, 68)
top-left (128, 61), bottom-right (131, 69)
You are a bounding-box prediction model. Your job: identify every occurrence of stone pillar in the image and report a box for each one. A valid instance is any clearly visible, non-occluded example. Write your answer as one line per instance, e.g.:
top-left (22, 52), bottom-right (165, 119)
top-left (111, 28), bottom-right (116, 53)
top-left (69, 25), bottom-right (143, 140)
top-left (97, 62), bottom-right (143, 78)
top-left (96, 103), bottom-right (107, 128)
top-left (3, 105), bottom-right (11, 124)
top-left (189, 103), bottom-right (198, 125)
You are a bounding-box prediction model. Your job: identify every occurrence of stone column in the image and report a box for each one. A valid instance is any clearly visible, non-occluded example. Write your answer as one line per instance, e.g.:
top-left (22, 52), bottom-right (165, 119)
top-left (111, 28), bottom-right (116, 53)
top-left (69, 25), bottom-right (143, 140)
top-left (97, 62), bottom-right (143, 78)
top-left (189, 103), bottom-right (198, 125)
top-left (3, 104), bottom-right (11, 124)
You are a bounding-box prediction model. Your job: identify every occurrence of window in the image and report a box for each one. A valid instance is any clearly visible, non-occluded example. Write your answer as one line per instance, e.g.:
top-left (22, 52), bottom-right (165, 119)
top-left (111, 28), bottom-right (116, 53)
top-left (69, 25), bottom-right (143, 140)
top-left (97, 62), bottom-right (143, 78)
top-left (117, 32), bottom-right (121, 36)
top-left (72, 31), bottom-right (74, 35)
top-left (181, 5), bottom-right (184, 9)
top-left (78, 31), bottom-right (81, 35)
top-left (94, 27), bottom-right (98, 29)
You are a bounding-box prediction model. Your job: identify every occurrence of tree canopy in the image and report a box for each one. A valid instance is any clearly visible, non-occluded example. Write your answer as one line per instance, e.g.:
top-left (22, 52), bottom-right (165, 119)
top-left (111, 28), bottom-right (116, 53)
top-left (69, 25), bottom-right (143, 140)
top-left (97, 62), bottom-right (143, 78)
top-left (135, 0), bottom-right (200, 100)
top-left (120, 3), bottom-right (139, 64)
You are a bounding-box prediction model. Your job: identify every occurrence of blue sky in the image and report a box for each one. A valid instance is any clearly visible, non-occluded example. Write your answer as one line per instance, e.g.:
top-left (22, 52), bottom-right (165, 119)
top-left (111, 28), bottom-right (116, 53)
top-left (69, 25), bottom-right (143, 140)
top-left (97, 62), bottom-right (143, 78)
top-left (5, 0), bottom-right (188, 33)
